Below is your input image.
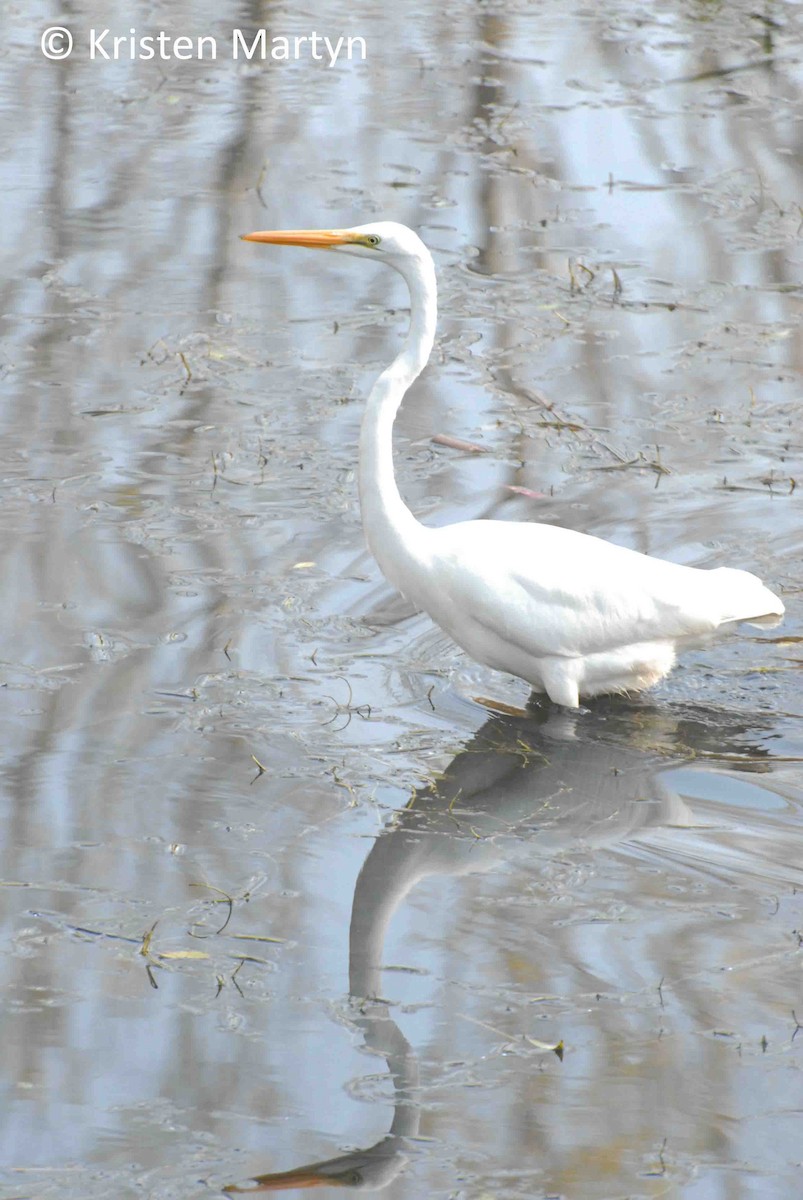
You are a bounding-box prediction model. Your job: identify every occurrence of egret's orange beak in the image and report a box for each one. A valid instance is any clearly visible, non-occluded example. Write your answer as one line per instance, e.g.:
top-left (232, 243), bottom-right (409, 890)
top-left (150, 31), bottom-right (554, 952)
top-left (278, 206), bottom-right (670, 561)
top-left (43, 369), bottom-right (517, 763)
top-left (240, 228), bottom-right (352, 249)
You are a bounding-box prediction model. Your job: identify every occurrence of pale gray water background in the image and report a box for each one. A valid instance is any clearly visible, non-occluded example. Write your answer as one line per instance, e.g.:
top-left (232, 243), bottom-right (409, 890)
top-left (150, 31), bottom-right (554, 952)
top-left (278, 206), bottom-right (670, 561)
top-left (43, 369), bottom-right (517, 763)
top-left (1, 1), bottom-right (803, 1197)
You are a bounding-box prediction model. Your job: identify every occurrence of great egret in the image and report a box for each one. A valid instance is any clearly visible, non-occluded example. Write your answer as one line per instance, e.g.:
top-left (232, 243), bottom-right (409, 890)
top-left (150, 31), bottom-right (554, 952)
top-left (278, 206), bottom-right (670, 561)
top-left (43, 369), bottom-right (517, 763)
top-left (242, 222), bottom-right (784, 707)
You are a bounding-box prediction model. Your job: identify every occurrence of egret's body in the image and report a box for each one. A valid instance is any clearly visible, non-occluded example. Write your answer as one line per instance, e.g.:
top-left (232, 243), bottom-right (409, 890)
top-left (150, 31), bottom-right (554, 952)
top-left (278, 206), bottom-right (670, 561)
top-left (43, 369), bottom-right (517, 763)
top-left (243, 222), bottom-right (784, 707)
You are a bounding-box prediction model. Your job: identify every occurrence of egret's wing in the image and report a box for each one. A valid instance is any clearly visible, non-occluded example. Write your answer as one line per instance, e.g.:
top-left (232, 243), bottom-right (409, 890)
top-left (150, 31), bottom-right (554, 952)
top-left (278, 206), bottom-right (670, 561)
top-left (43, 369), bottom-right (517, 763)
top-left (508, 563), bottom-right (717, 656)
top-left (432, 521), bottom-right (722, 658)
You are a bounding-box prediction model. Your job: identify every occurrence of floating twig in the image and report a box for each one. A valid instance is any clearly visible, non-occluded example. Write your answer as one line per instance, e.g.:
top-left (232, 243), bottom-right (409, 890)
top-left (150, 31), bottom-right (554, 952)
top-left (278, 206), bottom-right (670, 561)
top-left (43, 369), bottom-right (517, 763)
top-left (189, 882), bottom-right (234, 937)
top-left (323, 676), bottom-right (372, 731)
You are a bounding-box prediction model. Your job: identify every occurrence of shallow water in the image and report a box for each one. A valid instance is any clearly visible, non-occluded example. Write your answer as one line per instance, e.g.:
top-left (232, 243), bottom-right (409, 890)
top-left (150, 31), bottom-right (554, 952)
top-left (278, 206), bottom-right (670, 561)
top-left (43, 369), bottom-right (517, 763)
top-left (2, 1), bottom-right (802, 1197)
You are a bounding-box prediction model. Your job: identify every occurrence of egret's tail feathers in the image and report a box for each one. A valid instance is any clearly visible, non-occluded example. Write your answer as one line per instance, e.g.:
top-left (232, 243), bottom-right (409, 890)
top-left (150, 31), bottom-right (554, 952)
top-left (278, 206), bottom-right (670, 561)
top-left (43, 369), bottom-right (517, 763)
top-left (712, 568), bottom-right (785, 627)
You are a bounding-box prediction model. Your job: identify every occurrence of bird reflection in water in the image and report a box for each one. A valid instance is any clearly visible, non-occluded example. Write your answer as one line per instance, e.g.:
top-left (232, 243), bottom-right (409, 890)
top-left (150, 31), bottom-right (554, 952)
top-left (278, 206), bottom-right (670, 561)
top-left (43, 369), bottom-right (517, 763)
top-left (224, 698), bottom-right (775, 1192)
top-left (223, 1002), bottom-right (417, 1192)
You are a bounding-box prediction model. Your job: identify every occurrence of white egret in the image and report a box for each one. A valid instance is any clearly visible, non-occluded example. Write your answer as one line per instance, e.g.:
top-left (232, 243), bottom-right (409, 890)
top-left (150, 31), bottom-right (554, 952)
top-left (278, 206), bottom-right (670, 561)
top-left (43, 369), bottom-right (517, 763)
top-left (242, 222), bottom-right (784, 707)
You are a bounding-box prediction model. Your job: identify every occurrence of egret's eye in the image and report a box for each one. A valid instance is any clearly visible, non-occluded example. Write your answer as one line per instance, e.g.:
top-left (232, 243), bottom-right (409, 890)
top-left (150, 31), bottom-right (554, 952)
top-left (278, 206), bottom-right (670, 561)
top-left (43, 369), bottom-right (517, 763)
top-left (365, 234), bottom-right (381, 247)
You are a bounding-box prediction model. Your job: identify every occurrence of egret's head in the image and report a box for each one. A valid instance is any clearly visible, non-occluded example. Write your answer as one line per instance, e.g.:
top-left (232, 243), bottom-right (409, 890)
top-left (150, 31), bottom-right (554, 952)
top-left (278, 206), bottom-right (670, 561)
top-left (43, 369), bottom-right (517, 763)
top-left (241, 221), bottom-right (431, 276)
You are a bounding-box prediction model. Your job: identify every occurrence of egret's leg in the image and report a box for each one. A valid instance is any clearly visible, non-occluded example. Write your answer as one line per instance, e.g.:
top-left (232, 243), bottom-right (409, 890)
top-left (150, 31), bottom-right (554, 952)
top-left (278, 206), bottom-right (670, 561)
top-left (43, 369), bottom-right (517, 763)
top-left (541, 666), bottom-right (580, 709)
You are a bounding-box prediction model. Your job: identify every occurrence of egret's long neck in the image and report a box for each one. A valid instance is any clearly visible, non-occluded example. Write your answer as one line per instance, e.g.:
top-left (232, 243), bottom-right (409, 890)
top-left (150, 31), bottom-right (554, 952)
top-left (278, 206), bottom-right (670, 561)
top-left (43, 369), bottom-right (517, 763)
top-left (358, 253), bottom-right (437, 587)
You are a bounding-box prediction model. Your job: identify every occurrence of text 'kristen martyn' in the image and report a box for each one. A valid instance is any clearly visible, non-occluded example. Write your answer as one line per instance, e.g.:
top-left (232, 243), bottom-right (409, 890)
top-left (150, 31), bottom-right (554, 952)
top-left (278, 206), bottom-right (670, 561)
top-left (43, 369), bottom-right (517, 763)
top-left (86, 29), bottom-right (367, 65)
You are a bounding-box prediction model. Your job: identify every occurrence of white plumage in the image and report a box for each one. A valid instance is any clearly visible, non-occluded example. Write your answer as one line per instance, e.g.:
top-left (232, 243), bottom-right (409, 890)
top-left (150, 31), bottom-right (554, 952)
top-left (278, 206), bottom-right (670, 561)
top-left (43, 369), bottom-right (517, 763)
top-left (243, 221), bottom-right (784, 707)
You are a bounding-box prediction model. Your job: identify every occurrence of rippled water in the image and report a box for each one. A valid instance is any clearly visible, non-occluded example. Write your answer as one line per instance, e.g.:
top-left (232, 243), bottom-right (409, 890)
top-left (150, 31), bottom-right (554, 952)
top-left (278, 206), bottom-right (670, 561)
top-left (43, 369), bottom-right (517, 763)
top-left (2, 1), bottom-right (802, 1197)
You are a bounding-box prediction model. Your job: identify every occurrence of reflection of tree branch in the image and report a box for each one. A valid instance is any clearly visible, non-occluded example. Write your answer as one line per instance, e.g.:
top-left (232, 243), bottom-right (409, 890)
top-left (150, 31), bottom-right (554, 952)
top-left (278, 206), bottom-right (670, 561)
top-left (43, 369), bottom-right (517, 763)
top-left (667, 55), bottom-right (790, 86)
